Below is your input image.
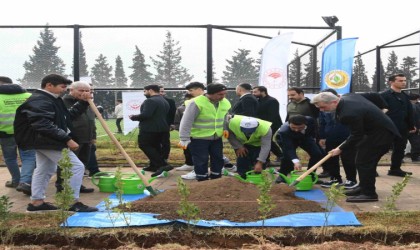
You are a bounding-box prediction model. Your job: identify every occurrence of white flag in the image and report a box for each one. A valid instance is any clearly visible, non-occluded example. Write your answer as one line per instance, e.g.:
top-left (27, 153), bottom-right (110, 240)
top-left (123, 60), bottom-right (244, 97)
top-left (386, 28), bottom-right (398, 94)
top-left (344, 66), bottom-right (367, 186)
top-left (259, 33), bottom-right (293, 121)
top-left (122, 91), bottom-right (146, 135)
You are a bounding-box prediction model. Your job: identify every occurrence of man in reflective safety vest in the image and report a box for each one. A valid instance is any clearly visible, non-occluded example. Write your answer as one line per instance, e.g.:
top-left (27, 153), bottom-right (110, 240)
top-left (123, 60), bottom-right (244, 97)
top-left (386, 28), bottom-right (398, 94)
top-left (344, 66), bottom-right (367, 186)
top-left (227, 115), bottom-right (272, 178)
top-left (179, 83), bottom-right (231, 181)
top-left (0, 76), bottom-right (35, 195)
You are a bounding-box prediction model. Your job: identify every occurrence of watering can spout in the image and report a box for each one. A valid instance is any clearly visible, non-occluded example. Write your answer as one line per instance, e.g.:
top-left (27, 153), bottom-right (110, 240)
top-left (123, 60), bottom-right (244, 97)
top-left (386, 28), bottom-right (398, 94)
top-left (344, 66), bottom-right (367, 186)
top-left (277, 173), bottom-right (291, 185)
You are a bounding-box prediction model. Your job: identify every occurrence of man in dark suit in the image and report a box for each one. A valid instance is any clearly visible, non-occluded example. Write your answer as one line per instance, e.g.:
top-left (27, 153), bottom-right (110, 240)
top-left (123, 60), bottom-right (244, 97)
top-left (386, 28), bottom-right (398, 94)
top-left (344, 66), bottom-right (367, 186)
top-left (130, 84), bottom-right (172, 177)
top-left (231, 83), bottom-right (259, 117)
top-left (312, 92), bottom-right (400, 203)
top-left (380, 73), bottom-right (416, 177)
top-left (252, 86), bottom-right (283, 162)
top-left (275, 115), bottom-right (323, 176)
top-left (159, 86), bottom-right (176, 162)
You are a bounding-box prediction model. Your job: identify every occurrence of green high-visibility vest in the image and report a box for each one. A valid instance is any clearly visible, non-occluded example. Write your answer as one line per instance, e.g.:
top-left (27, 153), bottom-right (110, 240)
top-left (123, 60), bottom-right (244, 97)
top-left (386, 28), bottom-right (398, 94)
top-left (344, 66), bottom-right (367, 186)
top-left (191, 95), bottom-right (231, 138)
top-left (0, 92), bottom-right (31, 135)
top-left (228, 115), bottom-right (272, 147)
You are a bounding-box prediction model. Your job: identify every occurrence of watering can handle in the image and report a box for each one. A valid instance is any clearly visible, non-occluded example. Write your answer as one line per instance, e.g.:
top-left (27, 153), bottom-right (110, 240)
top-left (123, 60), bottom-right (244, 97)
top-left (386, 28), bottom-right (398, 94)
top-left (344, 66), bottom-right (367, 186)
top-left (289, 141), bottom-right (345, 187)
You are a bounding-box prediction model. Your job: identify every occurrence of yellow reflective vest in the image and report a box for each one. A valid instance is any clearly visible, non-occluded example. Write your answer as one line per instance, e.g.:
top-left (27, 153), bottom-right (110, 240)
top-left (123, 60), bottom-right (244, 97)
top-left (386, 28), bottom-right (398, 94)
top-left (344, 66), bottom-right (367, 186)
top-left (191, 95), bottom-right (231, 138)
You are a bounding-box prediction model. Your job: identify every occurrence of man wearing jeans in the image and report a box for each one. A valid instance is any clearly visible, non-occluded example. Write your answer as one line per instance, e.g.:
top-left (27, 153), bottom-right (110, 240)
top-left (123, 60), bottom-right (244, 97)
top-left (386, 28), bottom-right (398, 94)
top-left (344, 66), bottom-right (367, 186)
top-left (14, 74), bottom-right (98, 212)
top-left (179, 83), bottom-right (231, 181)
top-left (0, 76), bottom-right (36, 195)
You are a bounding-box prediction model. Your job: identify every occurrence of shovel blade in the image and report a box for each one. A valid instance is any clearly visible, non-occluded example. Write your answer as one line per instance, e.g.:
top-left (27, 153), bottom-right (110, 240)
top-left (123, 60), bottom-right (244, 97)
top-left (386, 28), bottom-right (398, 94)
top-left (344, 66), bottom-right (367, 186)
top-left (146, 186), bottom-right (161, 196)
top-left (289, 180), bottom-right (300, 187)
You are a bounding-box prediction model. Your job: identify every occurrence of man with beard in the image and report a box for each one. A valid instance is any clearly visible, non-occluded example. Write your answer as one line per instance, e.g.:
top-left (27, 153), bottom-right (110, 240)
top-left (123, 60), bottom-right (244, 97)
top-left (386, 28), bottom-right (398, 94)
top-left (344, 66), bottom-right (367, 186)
top-left (252, 86), bottom-right (283, 163)
top-left (129, 84), bottom-right (172, 177)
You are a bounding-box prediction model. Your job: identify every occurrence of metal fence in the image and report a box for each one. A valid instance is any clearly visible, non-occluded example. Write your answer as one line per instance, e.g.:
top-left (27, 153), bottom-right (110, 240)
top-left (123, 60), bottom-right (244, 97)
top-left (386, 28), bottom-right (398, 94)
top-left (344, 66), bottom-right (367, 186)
top-left (0, 24), bottom-right (338, 89)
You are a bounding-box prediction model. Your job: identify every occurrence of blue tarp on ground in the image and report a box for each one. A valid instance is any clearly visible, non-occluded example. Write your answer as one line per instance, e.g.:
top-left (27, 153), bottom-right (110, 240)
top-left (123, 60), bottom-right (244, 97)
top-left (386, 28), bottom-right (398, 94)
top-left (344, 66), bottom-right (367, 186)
top-left (65, 189), bottom-right (362, 228)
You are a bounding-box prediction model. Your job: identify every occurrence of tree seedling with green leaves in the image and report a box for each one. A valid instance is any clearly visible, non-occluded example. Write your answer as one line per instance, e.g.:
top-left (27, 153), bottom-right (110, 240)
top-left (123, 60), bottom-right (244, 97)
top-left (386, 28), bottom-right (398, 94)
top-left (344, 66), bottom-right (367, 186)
top-left (54, 149), bottom-right (76, 246)
top-left (176, 177), bottom-right (200, 232)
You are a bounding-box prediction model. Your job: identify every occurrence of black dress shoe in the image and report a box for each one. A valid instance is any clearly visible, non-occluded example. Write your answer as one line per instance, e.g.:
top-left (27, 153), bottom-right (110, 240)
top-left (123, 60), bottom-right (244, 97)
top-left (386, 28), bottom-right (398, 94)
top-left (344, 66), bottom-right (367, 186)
top-left (80, 185), bottom-right (94, 193)
top-left (151, 165), bottom-right (174, 177)
top-left (344, 186), bottom-right (362, 196)
top-left (346, 194), bottom-right (378, 203)
top-left (388, 169), bottom-right (413, 177)
top-left (143, 165), bottom-right (158, 172)
top-left (318, 171), bottom-right (330, 178)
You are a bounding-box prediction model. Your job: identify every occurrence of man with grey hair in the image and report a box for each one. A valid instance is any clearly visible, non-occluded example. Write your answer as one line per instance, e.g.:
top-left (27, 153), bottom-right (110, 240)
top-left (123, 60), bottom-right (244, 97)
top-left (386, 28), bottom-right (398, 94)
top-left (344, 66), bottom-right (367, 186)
top-left (311, 92), bottom-right (400, 203)
top-left (56, 81), bottom-right (96, 193)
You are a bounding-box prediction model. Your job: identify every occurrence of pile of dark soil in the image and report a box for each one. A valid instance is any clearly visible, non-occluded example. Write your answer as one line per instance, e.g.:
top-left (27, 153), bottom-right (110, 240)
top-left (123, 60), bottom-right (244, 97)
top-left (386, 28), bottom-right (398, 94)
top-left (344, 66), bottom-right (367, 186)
top-left (129, 177), bottom-right (325, 222)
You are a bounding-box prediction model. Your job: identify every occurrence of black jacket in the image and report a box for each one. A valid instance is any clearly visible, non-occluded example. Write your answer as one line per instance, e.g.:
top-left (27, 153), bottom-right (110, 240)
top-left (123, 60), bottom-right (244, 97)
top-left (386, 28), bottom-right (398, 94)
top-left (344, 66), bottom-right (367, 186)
top-left (164, 96), bottom-right (176, 125)
top-left (336, 93), bottom-right (400, 150)
top-left (14, 90), bottom-right (88, 150)
top-left (275, 116), bottom-right (317, 160)
top-left (62, 94), bottom-right (96, 143)
top-left (130, 95), bottom-right (169, 132)
top-left (380, 89), bottom-right (415, 135)
top-left (256, 95), bottom-right (283, 132)
top-left (231, 93), bottom-right (259, 117)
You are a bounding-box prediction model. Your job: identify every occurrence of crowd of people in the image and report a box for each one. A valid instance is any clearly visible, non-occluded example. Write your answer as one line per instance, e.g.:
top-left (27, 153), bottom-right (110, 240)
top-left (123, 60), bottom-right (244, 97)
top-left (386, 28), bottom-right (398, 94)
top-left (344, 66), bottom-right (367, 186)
top-left (1, 73), bottom-right (419, 212)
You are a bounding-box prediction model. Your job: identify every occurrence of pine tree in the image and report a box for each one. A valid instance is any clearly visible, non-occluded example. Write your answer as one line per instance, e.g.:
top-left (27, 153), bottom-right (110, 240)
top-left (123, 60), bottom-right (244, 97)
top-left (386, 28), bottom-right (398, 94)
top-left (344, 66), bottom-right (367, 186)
top-left (255, 49), bottom-right (263, 75)
top-left (90, 54), bottom-right (114, 114)
top-left (371, 60), bottom-right (387, 91)
top-left (129, 45), bottom-right (153, 87)
top-left (302, 51), bottom-right (320, 89)
top-left (90, 54), bottom-right (114, 87)
top-left (289, 49), bottom-right (302, 87)
top-left (21, 27), bottom-right (66, 88)
top-left (71, 31), bottom-right (89, 78)
top-left (151, 31), bottom-right (193, 87)
top-left (204, 61), bottom-right (220, 84)
top-left (400, 56), bottom-right (418, 89)
top-left (114, 55), bottom-right (128, 87)
top-left (385, 50), bottom-right (400, 80)
top-left (221, 48), bottom-right (259, 87)
top-left (352, 53), bottom-right (371, 92)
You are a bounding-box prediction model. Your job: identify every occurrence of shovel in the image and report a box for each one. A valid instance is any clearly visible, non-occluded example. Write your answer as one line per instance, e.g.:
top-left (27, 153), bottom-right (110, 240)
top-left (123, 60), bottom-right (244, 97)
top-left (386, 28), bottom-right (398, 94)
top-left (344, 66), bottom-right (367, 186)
top-left (289, 142), bottom-right (345, 187)
top-left (87, 99), bottom-right (160, 196)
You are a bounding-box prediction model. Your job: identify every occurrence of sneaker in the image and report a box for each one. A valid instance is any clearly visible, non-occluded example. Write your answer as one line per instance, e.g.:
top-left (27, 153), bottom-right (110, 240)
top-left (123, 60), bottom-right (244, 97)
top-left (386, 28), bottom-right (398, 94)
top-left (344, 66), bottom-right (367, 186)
top-left (181, 170), bottom-right (196, 180)
top-left (27, 202), bottom-right (58, 212)
top-left (342, 180), bottom-right (359, 189)
top-left (175, 164), bottom-right (194, 171)
top-left (69, 202), bottom-right (98, 212)
top-left (5, 181), bottom-right (18, 188)
top-left (16, 183), bottom-right (32, 196)
top-left (223, 164), bottom-right (237, 172)
top-left (321, 179), bottom-right (341, 188)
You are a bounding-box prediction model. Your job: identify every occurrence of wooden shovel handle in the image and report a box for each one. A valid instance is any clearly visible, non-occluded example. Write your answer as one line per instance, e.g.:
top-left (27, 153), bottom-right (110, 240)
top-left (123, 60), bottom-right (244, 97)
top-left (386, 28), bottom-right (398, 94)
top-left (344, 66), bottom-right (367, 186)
top-left (87, 99), bottom-right (151, 187)
top-left (293, 141), bottom-right (346, 184)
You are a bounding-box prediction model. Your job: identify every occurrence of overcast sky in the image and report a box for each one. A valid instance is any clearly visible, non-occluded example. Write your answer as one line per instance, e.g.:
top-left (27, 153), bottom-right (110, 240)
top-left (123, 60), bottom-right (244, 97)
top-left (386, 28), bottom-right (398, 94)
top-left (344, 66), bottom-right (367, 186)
top-left (4, 0), bottom-right (419, 53)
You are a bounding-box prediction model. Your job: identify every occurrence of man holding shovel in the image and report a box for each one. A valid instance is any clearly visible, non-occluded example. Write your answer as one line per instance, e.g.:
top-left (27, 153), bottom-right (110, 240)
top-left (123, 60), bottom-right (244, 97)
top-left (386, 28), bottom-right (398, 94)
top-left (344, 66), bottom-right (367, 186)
top-left (311, 92), bottom-right (400, 203)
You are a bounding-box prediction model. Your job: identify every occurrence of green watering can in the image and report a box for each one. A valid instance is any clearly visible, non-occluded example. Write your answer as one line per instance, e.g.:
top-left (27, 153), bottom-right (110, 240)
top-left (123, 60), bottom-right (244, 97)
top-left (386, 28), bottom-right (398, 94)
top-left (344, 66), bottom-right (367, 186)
top-left (92, 171), bottom-right (168, 194)
top-left (223, 168), bottom-right (276, 185)
top-left (277, 170), bottom-right (318, 191)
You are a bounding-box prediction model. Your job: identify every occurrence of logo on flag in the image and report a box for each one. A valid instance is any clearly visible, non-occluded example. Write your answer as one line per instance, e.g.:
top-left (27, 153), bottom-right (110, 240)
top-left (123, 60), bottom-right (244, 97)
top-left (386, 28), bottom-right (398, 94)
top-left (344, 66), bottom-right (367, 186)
top-left (324, 70), bottom-right (350, 89)
top-left (321, 37), bottom-right (358, 94)
top-left (126, 100), bottom-right (141, 111)
top-left (263, 68), bottom-right (287, 89)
